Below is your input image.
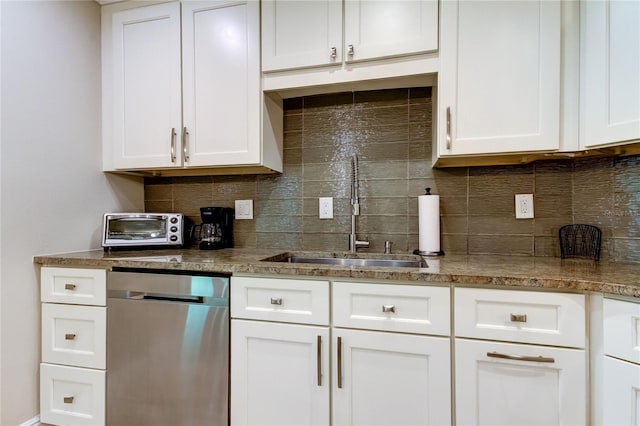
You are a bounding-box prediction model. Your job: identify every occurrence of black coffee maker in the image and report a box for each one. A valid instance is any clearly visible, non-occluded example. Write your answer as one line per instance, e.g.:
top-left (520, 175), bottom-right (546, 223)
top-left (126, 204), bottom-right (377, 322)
top-left (192, 207), bottom-right (234, 250)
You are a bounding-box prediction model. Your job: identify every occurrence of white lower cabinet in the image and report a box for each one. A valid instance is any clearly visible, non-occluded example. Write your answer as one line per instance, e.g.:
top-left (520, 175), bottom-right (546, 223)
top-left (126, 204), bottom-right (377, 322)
top-left (332, 328), bottom-right (450, 426)
top-left (40, 267), bottom-right (107, 426)
top-left (231, 320), bottom-right (330, 425)
top-left (455, 287), bottom-right (587, 426)
top-left (230, 277), bottom-right (450, 426)
top-left (600, 297), bottom-right (640, 425)
top-left (40, 364), bottom-right (106, 426)
top-left (455, 339), bottom-right (586, 425)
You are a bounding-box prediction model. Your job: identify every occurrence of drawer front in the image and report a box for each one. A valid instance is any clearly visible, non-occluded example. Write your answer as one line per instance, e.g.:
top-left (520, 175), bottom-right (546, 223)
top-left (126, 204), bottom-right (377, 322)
top-left (604, 298), bottom-right (640, 364)
top-left (231, 276), bottom-right (330, 325)
top-left (455, 288), bottom-right (585, 348)
top-left (41, 267), bottom-right (106, 306)
top-left (40, 363), bottom-right (105, 426)
top-left (42, 304), bottom-right (106, 369)
top-left (332, 282), bottom-right (450, 335)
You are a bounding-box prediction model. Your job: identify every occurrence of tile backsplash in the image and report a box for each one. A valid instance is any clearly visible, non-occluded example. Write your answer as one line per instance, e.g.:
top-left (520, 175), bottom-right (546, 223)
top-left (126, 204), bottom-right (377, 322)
top-left (145, 87), bottom-right (640, 262)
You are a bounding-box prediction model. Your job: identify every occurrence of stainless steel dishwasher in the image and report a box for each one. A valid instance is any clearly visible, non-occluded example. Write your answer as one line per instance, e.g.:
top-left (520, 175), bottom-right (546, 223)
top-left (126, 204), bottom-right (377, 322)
top-left (106, 268), bottom-right (229, 426)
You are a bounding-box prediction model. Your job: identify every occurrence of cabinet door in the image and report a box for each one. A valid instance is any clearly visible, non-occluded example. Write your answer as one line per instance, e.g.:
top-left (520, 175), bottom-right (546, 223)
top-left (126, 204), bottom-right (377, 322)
top-left (603, 356), bottom-right (640, 425)
top-left (344, 0), bottom-right (438, 63)
top-left (438, 0), bottom-right (561, 156)
top-left (182, 0), bottom-right (261, 167)
top-left (261, 0), bottom-right (343, 71)
top-left (231, 320), bottom-right (330, 426)
top-left (455, 338), bottom-right (586, 425)
top-left (111, 2), bottom-right (182, 169)
top-left (332, 329), bottom-right (450, 426)
top-left (582, 0), bottom-right (640, 148)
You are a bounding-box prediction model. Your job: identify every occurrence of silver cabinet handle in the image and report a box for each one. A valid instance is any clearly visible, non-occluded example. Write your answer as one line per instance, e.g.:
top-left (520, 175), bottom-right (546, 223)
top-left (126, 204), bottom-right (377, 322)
top-left (65, 333), bottom-right (76, 340)
top-left (510, 314), bottom-right (527, 323)
top-left (487, 352), bottom-right (555, 363)
top-left (337, 336), bottom-right (343, 389)
top-left (347, 44), bottom-right (354, 56)
top-left (182, 126), bottom-right (189, 163)
top-left (330, 47), bottom-right (337, 58)
top-left (270, 297), bottom-right (282, 305)
top-left (446, 107), bottom-right (452, 150)
top-left (63, 396), bottom-right (74, 404)
top-left (170, 127), bottom-right (177, 163)
top-left (317, 335), bottom-right (322, 386)
top-left (64, 283), bottom-right (76, 291)
top-left (382, 304), bottom-right (396, 313)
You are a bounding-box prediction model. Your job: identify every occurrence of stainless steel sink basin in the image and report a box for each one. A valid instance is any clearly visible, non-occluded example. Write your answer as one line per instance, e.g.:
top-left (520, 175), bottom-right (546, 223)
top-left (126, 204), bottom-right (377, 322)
top-left (261, 252), bottom-right (426, 268)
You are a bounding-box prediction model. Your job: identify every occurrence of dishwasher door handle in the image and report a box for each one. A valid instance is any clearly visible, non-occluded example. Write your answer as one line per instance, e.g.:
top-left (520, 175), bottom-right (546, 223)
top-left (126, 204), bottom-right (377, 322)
top-left (122, 291), bottom-right (204, 304)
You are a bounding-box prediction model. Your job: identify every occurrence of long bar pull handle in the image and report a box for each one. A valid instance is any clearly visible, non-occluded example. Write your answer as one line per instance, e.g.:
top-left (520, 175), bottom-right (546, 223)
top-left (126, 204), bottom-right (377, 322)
top-left (63, 396), bottom-right (74, 404)
top-left (487, 352), bottom-right (555, 363)
top-left (337, 336), bottom-right (343, 389)
top-left (446, 107), bottom-right (452, 150)
top-left (170, 127), bottom-right (177, 163)
top-left (317, 335), bottom-right (322, 386)
top-left (182, 127), bottom-right (189, 162)
top-left (510, 313), bottom-right (527, 322)
top-left (382, 304), bottom-right (396, 313)
top-left (64, 283), bottom-right (76, 291)
top-left (270, 297), bottom-right (282, 305)
top-left (65, 333), bottom-right (76, 340)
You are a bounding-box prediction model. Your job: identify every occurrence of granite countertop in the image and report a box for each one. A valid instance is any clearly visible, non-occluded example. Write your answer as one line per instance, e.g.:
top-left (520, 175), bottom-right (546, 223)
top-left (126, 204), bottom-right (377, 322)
top-left (33, 248), bottom-right (640, 298)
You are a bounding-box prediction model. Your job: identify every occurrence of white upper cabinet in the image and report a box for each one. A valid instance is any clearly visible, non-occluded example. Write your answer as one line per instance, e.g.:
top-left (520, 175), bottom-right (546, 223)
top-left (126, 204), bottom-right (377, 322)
top-left (437, 0), bottom-right (561, 157)
top-left (181, 1), bottom-right (261, 167)
top-left (262, 0), bottom-right (437, 73)
top-left (343, 0), bottom-right (438, 63)
top-left (581, 0), bottom-right (640, 148)
top-left (261, 0), bottom-right (343, 71)
top-left (261, 0), bottom-right (439, 92)
top-left (105, 0), bottom-right (282, 175)
top-left (111, 2), bottom-right (182, 169)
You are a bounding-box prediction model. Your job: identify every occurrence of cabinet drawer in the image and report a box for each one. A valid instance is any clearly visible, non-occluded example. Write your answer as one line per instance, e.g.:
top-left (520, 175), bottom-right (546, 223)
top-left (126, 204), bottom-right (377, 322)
top-left (41, 267), bottom-right (106, 306)
top-left (604, 298), bottom-right (640, 364)
top-left (231, 276), bottom-right (330, 325)
top-left (455, 288), bottom-right (585, 348)
top-left (332, 282), bottom-right (450, 336)
top-left (40, 363), bottom-right (105, 426)
top-left (42, 304), bottom-right (106, 369)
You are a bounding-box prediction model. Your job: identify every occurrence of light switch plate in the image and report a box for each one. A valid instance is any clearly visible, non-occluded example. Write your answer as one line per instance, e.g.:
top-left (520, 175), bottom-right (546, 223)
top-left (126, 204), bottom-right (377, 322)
top-left (515, 194), bottom-right (534, 219)
top-left (319, 197), bottom-right (333, 219)
top-left (235, 199), bottom-right (253, 220)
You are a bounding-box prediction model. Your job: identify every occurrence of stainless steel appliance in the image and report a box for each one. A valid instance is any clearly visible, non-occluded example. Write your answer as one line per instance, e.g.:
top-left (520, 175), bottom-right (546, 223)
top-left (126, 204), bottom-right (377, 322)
top-left (102, 213), bottom-right (185, 249)
top-left (106, 269), bottom-right (229, 426)
top-left (191, 207), bottom-right (233, 250)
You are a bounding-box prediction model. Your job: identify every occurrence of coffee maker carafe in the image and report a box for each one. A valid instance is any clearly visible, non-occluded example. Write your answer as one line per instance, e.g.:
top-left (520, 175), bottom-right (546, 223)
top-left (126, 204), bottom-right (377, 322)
top-left (192, 207), bottom-right (233, 250)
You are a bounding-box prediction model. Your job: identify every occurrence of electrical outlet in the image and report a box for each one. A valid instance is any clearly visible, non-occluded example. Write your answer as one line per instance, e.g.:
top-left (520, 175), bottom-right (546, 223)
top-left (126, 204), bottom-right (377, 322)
top-left (319, 197), bottom-right (333, 219)
top-left (515, 194), bottom-right (534, 219)
top-left (235, 199), bottom-right (253, 220)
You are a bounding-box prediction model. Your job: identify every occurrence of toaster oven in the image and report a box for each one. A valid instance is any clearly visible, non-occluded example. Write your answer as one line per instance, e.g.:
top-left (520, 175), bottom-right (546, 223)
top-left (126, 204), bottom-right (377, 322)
top-left (102, 213), bottom-right (185, 249)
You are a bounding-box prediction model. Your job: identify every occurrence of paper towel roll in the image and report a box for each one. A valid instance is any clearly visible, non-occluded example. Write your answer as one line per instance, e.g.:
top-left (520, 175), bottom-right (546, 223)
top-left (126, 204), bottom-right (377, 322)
top-left (418, 194), bottom-right (440, 254)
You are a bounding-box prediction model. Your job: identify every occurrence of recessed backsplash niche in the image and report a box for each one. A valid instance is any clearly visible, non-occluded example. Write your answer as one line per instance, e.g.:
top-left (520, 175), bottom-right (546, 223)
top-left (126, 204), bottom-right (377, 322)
top-left (145, 87), bottom-right (640, 262)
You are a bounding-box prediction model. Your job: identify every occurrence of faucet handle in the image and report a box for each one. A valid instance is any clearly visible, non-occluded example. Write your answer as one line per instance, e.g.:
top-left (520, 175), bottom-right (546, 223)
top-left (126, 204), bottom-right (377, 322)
top-left (384, 241), bottom-right (392, 254)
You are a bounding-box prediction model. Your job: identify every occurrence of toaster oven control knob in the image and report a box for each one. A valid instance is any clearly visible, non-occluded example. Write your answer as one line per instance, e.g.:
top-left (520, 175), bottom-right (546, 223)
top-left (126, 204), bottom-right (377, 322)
top-left (170, 235), bottom-right (178, 242)
top-left (171, 226), bottom-right (178, 232)
top-left (170, 217), bottom-right (178, 224)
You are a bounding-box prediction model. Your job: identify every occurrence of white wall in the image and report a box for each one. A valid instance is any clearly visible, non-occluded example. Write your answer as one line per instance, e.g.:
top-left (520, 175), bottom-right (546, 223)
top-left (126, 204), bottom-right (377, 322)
top-left (0, 1), bottom-right (143, 423)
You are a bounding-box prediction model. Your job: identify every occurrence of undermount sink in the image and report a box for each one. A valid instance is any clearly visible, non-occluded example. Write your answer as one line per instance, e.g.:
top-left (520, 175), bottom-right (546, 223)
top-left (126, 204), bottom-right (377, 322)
top-left (261, 252), bottom-right (427, 268)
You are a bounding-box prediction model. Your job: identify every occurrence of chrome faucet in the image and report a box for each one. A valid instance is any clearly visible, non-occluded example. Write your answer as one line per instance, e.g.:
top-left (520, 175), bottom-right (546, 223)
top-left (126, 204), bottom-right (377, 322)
top-left (349, 155), bottom-right (369, 253)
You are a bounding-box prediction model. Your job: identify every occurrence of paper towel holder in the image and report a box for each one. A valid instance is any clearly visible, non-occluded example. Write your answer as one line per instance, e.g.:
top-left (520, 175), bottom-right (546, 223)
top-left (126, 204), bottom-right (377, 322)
top-left (414, 188), bottom-right (445, 257)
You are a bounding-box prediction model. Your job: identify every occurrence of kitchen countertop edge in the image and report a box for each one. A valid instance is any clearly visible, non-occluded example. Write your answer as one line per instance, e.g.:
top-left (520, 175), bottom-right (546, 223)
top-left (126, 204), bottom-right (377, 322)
top-left (33, 248), bottom-right (640, 298)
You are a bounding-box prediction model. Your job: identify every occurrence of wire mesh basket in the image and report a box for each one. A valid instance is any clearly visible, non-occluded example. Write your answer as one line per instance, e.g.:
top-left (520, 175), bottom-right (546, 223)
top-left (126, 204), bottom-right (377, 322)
top-left (559, 224), bottom-right (602, 261)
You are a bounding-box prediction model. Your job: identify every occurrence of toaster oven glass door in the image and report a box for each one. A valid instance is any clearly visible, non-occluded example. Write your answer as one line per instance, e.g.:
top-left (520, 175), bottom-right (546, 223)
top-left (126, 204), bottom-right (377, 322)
top-left (107, 216), bottom-right (167, 240)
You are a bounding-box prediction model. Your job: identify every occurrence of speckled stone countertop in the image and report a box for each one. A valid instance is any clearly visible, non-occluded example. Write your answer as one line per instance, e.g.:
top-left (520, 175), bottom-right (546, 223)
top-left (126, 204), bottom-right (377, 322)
top-left (33, 248), bottom-right (640, 298)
